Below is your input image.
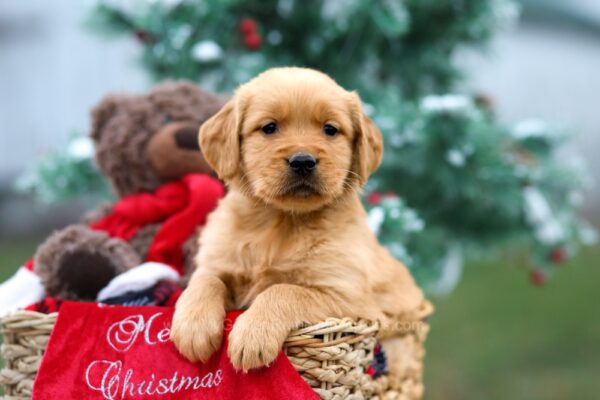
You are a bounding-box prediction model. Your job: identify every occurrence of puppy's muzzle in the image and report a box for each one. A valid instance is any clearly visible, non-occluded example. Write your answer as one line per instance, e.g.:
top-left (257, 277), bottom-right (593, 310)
top-left (288, 152), bottom-right (317, 177)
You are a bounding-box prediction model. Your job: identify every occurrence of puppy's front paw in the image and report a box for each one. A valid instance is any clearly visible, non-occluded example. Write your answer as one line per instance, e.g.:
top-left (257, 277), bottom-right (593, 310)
top-left (227, 312), bottom-right (288, 372)
top-left (170, 299), bottom-right (225, 363)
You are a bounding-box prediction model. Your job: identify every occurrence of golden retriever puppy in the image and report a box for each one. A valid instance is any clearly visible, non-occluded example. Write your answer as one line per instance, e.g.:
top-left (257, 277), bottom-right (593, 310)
top-left (171, 67), bottom-right (424, 372)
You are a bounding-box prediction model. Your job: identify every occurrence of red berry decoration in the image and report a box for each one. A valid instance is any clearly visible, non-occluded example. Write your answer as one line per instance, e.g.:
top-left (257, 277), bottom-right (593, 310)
top-left (367, 192), bottom-right (382, 205)
top-left (529, 269), bottom-right (546, 287)
top-left (549, 248), bottom-right (566, 264)
top-left (244, 33), bottom-right (262, 50)
top-left (134, 30), bottom-right (153, 44)
top-left (239, 18), bottom-right (257, 35)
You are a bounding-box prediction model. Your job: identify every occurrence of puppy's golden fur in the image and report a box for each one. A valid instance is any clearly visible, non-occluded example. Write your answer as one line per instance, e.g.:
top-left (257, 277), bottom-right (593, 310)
top-left (171, 67), bottom-right (424, 372)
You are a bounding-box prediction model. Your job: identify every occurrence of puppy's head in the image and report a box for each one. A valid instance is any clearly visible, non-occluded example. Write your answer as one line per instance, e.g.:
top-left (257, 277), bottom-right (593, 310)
top-left (199, 67), bottom-right (382, 212)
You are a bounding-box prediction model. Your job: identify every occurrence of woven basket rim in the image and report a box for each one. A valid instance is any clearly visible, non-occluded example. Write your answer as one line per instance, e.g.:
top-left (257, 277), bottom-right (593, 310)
top-left (1, 300), bottom-right (433, 332)
top-left (1, 301), bottom-right (433, 400)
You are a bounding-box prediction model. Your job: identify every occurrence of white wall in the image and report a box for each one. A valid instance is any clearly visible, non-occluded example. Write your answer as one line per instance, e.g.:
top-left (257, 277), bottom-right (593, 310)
top-left (463, 21), bottom-right (600, 215)
top-left (0, 0), bottom-right (148, 180)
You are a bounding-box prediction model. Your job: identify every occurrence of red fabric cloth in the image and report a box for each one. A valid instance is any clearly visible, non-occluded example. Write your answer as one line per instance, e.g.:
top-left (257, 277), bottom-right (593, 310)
top-left (91, 174), bottom-right (224, 275)
top-left (23, 174), bottom-right (224, 275)
top-left (25, 297), bottom-right (65, 314)
top-left (32, 303), bottom-right (319, 400)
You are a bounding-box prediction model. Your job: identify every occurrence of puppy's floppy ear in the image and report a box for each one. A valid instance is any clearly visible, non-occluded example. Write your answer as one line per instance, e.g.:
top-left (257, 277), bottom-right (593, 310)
top-left (198, 99), bottom-right (241, 181)
top-left (349, 93), bottom-right (383, 183)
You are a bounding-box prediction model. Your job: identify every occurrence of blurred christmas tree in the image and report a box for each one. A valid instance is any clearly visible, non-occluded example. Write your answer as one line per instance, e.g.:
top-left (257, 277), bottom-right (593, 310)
top-left (22, 0), bottom-right (596, 293)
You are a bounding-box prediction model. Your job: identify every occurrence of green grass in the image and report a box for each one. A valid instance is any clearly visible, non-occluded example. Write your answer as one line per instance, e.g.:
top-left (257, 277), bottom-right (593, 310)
top-left (1, 239), bottom-right (598, 399)
top-left (425, 245), bottom-right (600, 400)
top-left (0, 239), bottom-right (40, 281)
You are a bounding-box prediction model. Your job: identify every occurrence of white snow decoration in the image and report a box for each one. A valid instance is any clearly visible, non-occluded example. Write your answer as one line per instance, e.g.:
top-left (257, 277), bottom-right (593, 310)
top-left (404, 210), bottom-right (425, 232)
top-left (172, 25), bottom-right (192, 48)
top-left (536, 219), bottom-right (564, 245)
top-left (68, 136), bottom-right (94, 160)
top-left (513, 119), bottom-right (548, 139)
top-left (523, 186), bottom-right (552, 224)
top-left (446, 149), bottom-right (466, 167)
top-left (399, 126), bottom-right (418, 144)
top-left (191, 40), bottom-right (223, 62)
top-left (367, 206), bottom-right (385, 235)
top-left (153, 43), bottom-right (167, 57)
top-left (277, 0), bottom-right (294, 17)
top-left (375, 116), bottom-right (395, 130)
top-left (428, 244), bottom-right (464, 296)
top-left (267, 30), bottom-right (283, 45)
top-left (321, 0), bottom-right (358, 20)
top-left (389, 133), bottom-right (405, 148)
top-left (523, 186), bottom-right (564, 244)
top-left (421, 94), bottom-right (472, 114)
top-left (565, 156), bottom-right (594, 189)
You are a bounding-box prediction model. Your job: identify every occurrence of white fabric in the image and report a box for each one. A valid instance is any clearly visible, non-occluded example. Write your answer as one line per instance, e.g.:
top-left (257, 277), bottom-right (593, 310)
top-left (97, 262), bottom-right (179, 301)
top-left (0, 267), bottom-right (45, 317)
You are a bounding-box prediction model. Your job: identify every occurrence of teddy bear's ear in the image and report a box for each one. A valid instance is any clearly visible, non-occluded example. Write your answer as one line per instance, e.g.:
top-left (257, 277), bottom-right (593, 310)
top-left (198, 99), bottom-right (241, 181)
top-left (90, 95), bottom-right (127, 142)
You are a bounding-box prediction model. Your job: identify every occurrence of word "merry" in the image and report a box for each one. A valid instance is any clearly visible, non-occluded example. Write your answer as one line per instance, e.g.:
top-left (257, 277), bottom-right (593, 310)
top-left (106, 312), bottom-right (170, 352)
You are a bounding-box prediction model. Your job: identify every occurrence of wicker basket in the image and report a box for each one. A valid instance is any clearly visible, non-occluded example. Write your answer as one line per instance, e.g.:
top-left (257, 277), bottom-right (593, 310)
top-left (1, 302), bottom-right (432, 400)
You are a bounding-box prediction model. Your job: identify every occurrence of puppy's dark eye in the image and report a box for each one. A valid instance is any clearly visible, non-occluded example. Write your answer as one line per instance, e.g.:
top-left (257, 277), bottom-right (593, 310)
top-left (323, 124), bottom-right (338, 137)
top-left (261, 122), bottom-right (278, 135)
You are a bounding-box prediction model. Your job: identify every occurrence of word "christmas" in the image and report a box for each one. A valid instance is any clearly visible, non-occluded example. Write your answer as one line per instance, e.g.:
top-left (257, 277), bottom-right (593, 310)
top-left (86, 360), bottom-right (223, 400)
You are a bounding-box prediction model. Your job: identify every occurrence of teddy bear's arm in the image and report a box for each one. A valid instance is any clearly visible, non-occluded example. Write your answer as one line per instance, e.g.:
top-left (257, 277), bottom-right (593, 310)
top-left (34, 225), bottom-right (141, 300)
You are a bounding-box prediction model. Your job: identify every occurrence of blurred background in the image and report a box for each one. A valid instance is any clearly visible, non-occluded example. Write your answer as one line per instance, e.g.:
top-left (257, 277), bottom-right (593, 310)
top-left (0, 1), bottom-right (599, 399)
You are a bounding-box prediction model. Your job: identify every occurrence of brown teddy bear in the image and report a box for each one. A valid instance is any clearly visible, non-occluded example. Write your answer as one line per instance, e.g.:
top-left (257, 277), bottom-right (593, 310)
top-left (0, 81), bottom-right (225, 313)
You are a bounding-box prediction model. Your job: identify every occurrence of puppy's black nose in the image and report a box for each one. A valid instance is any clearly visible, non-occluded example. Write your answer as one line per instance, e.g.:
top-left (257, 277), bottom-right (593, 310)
top-left (289, 153), bottom-right (317, 177)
